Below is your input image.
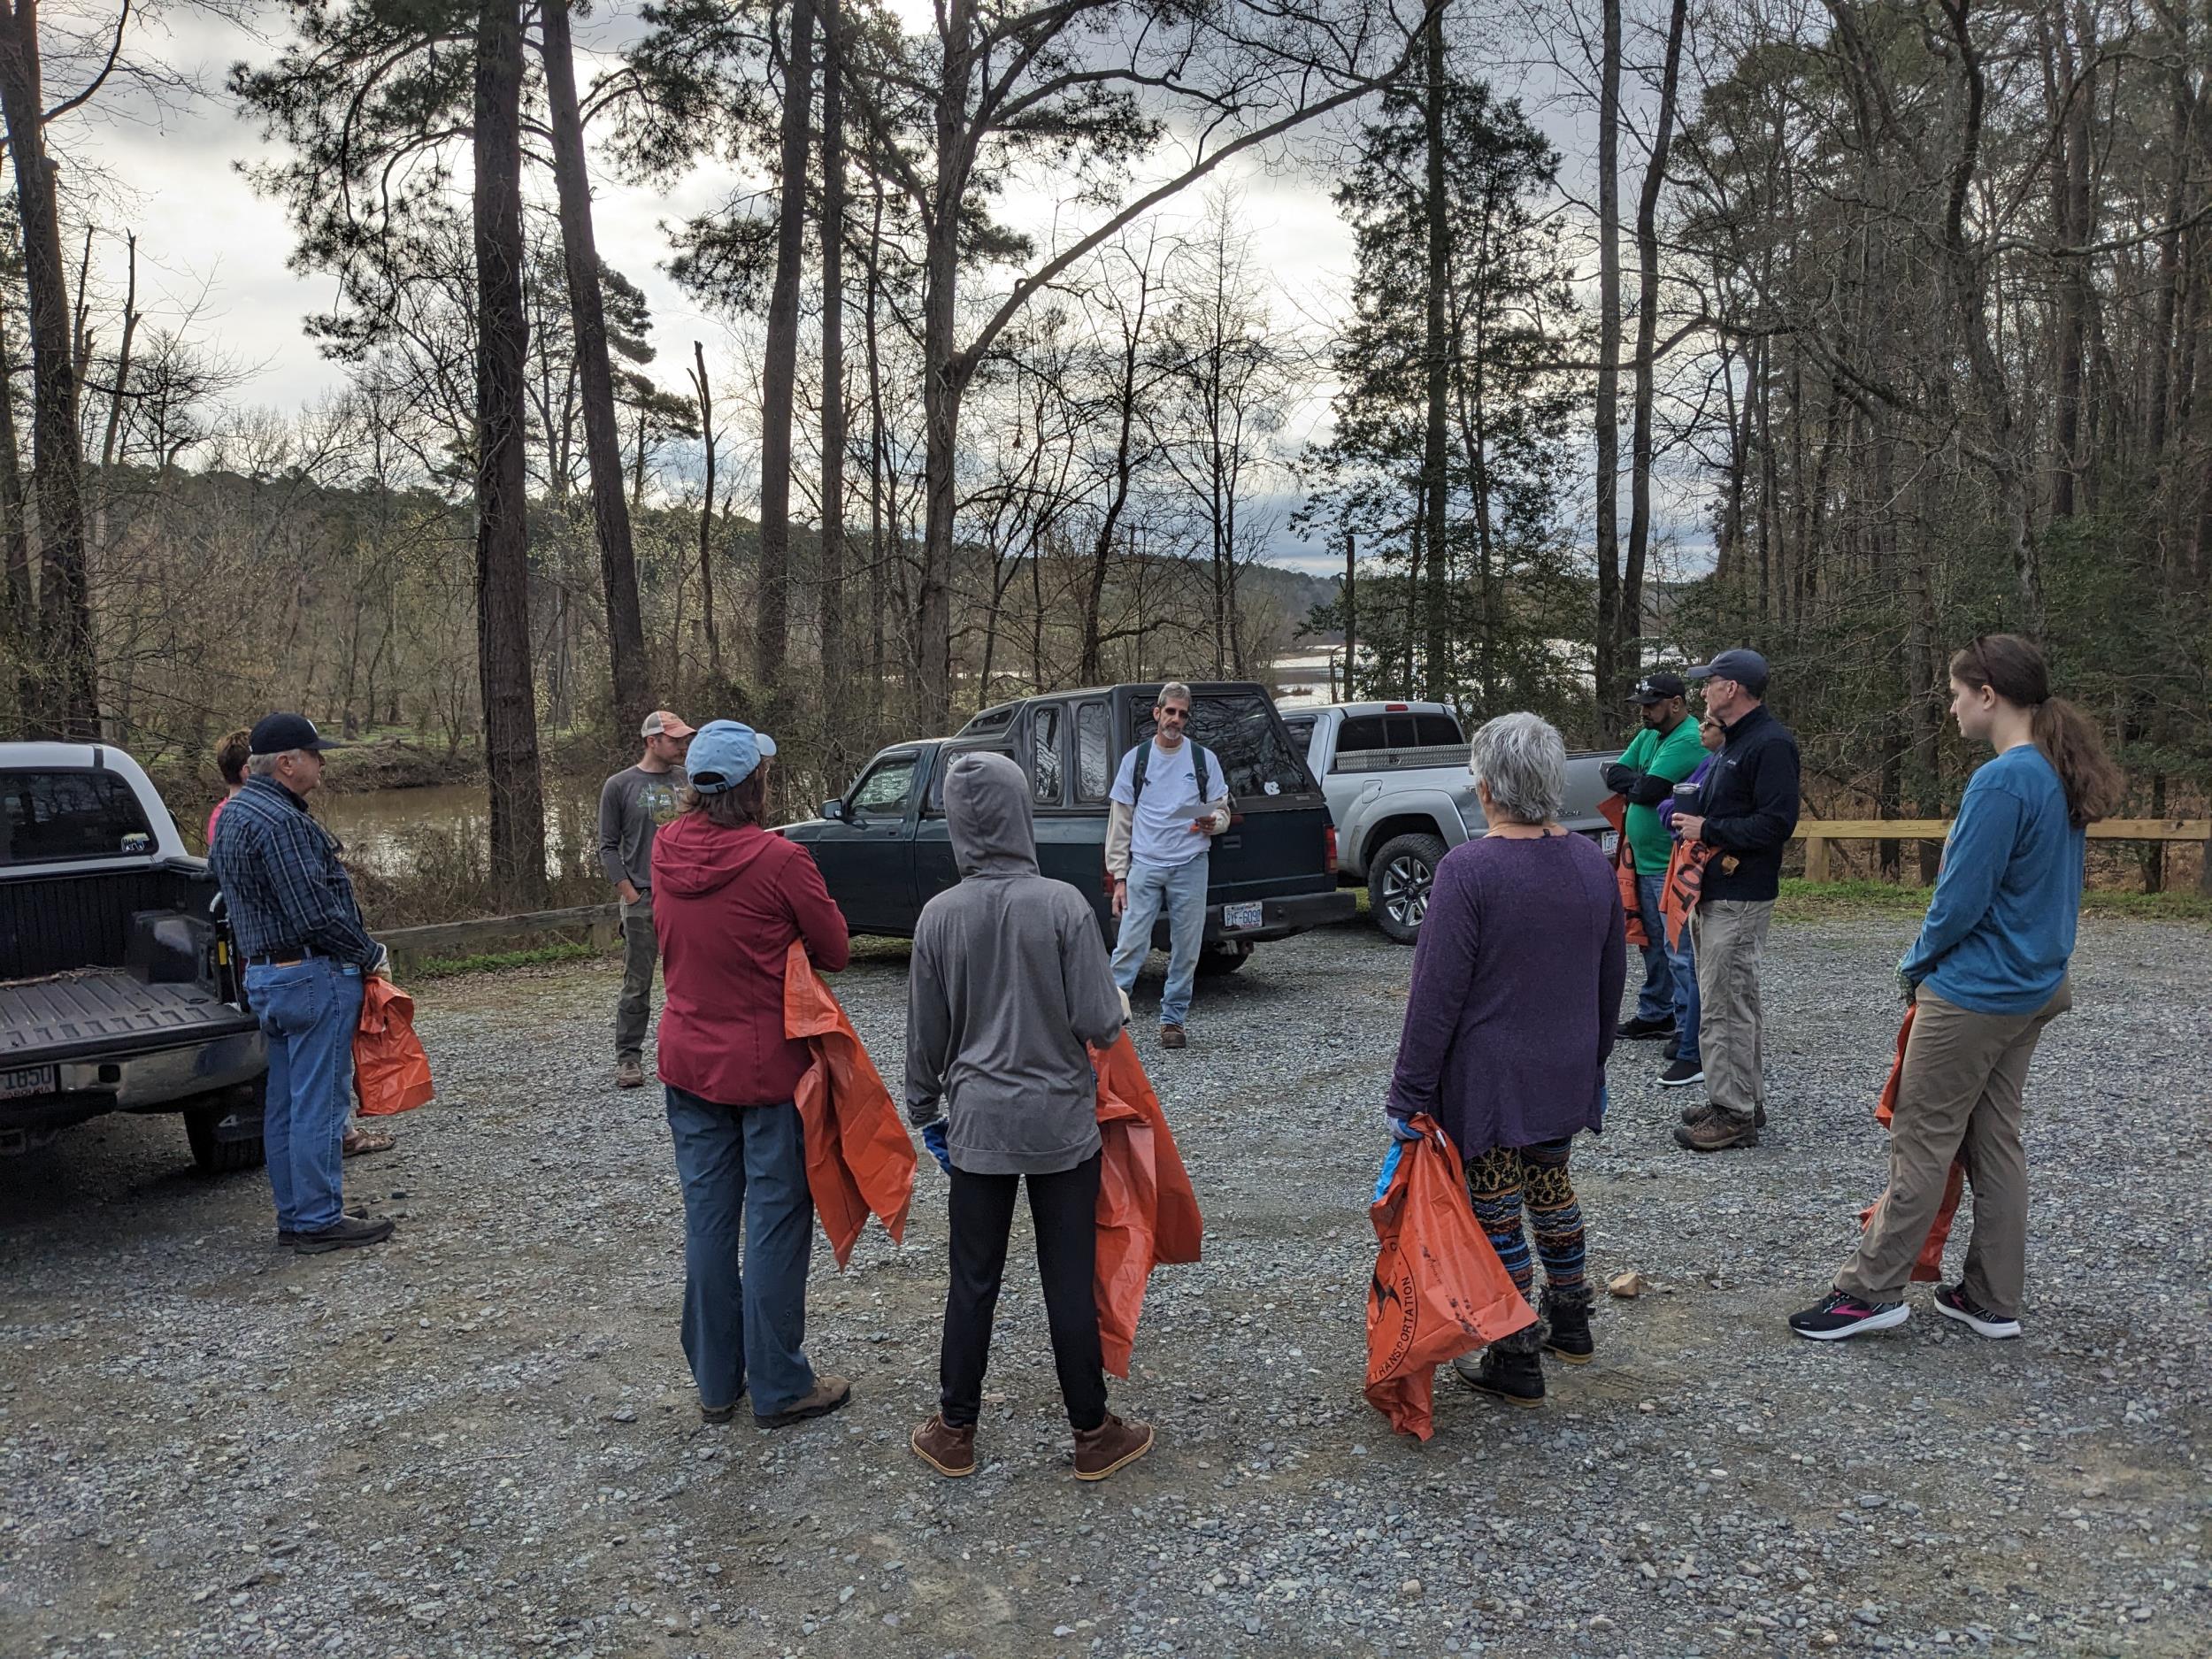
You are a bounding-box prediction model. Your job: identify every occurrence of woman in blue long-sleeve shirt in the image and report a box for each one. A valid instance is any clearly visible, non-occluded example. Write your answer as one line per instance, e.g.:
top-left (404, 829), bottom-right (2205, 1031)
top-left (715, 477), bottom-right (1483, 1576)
top-left (1791, 635), bottom-right (2124, 1343)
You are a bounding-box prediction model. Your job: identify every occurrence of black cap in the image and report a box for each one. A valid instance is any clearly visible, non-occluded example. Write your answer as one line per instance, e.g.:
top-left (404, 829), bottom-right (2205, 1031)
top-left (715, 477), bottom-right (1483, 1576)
top-left (1628, 671), bottom-right (1687, 705)
top-left (1686, 648), bottom-right (1770, 696)
top-left (249, 712), bottom-right (342, 756)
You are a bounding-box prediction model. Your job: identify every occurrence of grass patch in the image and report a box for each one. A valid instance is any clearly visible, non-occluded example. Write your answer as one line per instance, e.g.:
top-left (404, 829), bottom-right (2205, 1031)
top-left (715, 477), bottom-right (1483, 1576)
top-left (406, 941), bottom-right (605, 979)
top-left (1778, 879), bottom-right (2212, 925)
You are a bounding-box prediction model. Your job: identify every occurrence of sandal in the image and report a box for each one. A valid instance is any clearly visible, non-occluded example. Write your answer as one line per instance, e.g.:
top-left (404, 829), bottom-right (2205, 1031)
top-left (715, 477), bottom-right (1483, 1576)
top-left (342, 1127), bottom-right (396, 1157)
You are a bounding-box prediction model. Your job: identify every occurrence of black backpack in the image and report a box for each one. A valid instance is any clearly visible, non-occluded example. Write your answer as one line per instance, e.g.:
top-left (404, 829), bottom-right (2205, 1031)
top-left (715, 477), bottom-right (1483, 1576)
top-left (1132, 737), bottom-right (1223, 813)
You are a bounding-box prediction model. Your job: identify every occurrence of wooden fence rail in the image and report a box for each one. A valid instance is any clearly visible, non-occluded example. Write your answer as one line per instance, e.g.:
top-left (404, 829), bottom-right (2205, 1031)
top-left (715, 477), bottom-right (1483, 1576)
top-left (1795, 818), bottom-right (2212, 893)
top-left (381, 902), bottom-right (620, 960)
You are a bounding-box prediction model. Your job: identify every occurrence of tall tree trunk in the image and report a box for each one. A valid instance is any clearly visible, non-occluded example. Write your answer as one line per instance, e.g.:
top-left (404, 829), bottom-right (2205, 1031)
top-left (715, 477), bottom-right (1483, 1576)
top-left (0, 309), bottom-right (34, 726)
top-left (689, 341), bottom-right (719, 681)
top-left (819, 0), bottom-right (848, 720)
top-left (1592, 0), bottom-right (1623, 733)
top-left (96, 230), bottom-right (136, 474)
top-left (1419, 2), bottom-right (1451, 704)
top-left (540, 0), bottom-right (652, 737)
top-left (0, 0), bottom-right (95, 737)
top-left (864, 186), bottom-right (888, 718)
top-left (1341, 529), bottom-right (1356, 701)
top-left (473, 0), bottom-right (548, 907)
top-left (916, 0), bottom-right (975, 729)
top-left (1624, 0), bottom-right (1688, 683)
top-left (757, 0), bottom-right (817, 695)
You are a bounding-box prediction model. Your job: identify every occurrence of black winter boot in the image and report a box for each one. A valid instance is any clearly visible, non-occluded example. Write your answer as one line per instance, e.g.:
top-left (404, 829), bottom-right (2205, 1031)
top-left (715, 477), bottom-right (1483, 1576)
top-left (1540, 1287), bottom-right (1594, 1365)
top-left (1450, 1326), bottom-right (1544, 1408)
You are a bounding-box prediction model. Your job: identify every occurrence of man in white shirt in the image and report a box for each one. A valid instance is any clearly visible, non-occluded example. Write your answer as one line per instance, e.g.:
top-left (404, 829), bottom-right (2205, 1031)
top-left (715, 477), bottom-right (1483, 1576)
top-left (1106, 682), bottom-right (1229, 1050)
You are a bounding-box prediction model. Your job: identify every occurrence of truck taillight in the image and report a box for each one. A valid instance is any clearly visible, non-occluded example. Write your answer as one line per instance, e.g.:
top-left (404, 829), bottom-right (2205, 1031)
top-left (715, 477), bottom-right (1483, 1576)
top-left (1325, 825), bottom-right (1339, 875)
top-left (1385, 702), bottom-right (1409, 711)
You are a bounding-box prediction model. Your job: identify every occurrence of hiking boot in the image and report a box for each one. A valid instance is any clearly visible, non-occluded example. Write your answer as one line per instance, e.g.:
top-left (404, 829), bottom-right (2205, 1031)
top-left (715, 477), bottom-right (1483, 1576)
top-left (615, 1056), bottom-right (646, 1089)
top-left (1657, 1057), bottom-right (1705, 1088)
top-left (1674, 1111), bottom-right (1758, 1152)
top-left (1617, 1014), bottom-right (1674, 1041)
top-left (910, 1413), bottom-right (977, 1478)
top-left (1451, 1334), bottom-right (1544, 1407)
top-left (1933, 1284), bottom-right (2022, 1340)
top-left (1072, 1414), bottom-right (1154, 1480)
top-left (699, 1387), bottom-right (747, 1425)
top-left (755, 1375), bottom-right (852, 1429)
top-left (1788, 1290), bottom-right (1909, 1341)
top-left (1678, 1101), bottom-right (1765, 1128)
top-left (290, 1214), bottom-right (396, 1254)
top-left (1159, 1025), bottom-right (1187, 1051)
top-left (1540, 1288), bottom-right (1594, 1364)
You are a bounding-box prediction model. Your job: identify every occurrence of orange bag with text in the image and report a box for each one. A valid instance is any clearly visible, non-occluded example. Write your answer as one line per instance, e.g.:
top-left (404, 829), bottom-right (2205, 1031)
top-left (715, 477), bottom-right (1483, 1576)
top-left (353, 977), bottom-right (434, 1118)
top-left (1857, 1003), bottom-right (1961, 1281)
top-left (784, 942), bottom-right (916, 1270)
top-left (1660, 839), bottom-right (1712, 951)
top-left (1091, 1032), bottom-right (1202, 1378)
top-left (1597, 796), bottom-right (1648, 947)
top-left (1364, 1116), bottom-right (1539, 1440)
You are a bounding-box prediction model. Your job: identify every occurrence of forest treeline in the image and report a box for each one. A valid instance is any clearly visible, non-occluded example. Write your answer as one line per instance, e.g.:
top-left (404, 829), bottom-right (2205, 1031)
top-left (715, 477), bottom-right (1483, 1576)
top-left (0, 0), bottom-right (2205, 904)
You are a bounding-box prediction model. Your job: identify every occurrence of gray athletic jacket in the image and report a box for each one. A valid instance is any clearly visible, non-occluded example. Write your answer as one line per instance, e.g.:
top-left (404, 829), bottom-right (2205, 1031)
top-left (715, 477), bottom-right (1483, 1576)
top-left (904, 752), bottom-right (1126, 1175)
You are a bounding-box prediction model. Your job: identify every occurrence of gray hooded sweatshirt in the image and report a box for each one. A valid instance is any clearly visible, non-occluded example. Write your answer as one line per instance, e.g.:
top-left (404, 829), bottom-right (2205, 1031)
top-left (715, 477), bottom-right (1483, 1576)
top-left (905, 751), bottom-right (1126, 1175)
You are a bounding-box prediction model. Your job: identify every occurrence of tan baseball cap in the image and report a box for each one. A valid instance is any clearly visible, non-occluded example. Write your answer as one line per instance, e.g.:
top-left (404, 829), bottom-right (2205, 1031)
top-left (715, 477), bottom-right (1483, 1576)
top-left (641, 710), bottom-right (697, 740)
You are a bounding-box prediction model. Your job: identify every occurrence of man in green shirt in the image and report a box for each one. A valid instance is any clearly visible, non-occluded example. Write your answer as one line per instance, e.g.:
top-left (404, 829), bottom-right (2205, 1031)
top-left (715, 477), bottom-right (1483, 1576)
top-left (1603, 672), bottom-right (1708, 1084)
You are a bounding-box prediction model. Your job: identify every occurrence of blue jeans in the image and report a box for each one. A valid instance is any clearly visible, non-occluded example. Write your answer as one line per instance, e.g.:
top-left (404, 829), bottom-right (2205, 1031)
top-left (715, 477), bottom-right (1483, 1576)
top-left (245, 956), bottom-right (365, 1233)
top-left (664, 1089), bottom-right (818, 1416)
top-left (1635, 872), bottom-right (1698, 1060)
top-left (1110, 856), bottom-right (1209, 1027)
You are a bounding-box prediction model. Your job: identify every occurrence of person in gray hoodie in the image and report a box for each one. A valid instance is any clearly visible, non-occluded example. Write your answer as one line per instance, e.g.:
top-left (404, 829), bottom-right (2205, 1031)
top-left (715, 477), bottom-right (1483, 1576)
top-left (905, 751), bottom-right (1156, 1482)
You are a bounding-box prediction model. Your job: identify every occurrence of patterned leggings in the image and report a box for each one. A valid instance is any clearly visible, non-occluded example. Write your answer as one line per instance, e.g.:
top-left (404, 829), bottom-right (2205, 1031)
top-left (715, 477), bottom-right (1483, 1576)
top-left (1465, 1139), bottom-right (1586, 1302)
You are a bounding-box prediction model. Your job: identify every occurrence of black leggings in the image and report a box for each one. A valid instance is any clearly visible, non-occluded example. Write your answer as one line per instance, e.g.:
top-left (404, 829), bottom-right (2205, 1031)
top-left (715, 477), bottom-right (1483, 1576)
top-left (940, 1153), bottom-right (1107, 1432)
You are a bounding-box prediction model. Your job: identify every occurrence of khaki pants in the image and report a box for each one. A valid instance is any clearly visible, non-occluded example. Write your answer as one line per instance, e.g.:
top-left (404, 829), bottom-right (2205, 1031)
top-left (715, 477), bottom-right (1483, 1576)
top-left (1690, 899), bottom-right (1772, 1123)
top-left (1835, 981), bottom-right (2071, 1316)
top-left (617, 890), bottom-right (658, 1060)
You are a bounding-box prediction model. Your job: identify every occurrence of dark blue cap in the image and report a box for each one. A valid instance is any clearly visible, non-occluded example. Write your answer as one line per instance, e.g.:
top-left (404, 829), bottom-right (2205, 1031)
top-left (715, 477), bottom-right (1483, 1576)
top-left (249, 712), bottom-right (342, 756)
top-left (1628, 672), bottom-right (1688, 704)
top-left (1686, 649), bottom-right (1770, 696)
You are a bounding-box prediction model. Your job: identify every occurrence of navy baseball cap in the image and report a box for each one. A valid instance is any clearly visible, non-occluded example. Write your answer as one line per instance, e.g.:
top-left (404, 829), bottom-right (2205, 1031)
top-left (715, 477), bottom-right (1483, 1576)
top-left (249, 712), bottom-right (342, 756)
top-left (1686, 649), bottom-right (1770, 696)
top-left (1628, 672), bottom-right (1688, 704)
top-left (685, 720), bottom-right (777, 794)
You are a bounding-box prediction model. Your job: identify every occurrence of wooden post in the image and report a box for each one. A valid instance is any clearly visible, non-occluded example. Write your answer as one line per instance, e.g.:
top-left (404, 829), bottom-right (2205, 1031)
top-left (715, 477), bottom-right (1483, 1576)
top-left (1803, 833), bottom-right (1830, 884)
top-left (2200, 826), bottom-right (2212, 898)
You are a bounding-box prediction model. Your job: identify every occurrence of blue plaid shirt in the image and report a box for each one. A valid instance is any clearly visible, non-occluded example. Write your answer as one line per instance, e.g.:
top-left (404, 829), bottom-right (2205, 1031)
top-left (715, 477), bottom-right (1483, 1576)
top-left (207, 775), bottom-right (380, 967)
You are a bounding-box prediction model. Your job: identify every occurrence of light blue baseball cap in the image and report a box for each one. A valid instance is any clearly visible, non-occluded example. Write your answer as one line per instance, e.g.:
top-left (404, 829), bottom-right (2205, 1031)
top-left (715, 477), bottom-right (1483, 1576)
top-left (685, 719), bottom-right (777, 794)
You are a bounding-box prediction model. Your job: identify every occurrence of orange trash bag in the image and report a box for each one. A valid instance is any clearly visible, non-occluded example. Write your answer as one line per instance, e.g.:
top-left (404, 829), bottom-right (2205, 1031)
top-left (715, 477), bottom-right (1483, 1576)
top-left (353, 977), bottom-right (434, 1118)
top-left (1091, 1032), bottom-right (1202, 1379)
top-left (1660, 839), bottom-right (1712, 951)
top-left (1597, 797), bottom-right (1648, 947)
top-left (783, 942), bottom-right (916, 1271)
top-left (1364, 1116), bottom-right (1538, 1441)
top-left (1858, 1003), bottom-right (1961, 1282)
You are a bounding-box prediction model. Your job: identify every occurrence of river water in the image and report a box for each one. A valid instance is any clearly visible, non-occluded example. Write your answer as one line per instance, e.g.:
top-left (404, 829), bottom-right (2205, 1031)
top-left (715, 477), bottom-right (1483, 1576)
top-left (314, 782), bottom-right (599, 878)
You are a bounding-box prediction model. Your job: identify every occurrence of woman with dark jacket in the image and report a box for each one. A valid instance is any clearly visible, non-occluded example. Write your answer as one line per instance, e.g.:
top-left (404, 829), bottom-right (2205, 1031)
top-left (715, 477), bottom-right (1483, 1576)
top-left (652, 720), bottom-right (854, 1427)
top-left (1385, 712), bottom-right (1628, 1407)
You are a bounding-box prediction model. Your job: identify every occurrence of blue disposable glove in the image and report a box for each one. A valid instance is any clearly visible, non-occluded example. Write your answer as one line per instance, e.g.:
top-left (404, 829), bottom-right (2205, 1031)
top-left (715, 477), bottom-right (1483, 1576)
top-left (1386, 1111), bottom-right (1425, 1142)
top-left (920, 1120), bottom-right (952, 1176)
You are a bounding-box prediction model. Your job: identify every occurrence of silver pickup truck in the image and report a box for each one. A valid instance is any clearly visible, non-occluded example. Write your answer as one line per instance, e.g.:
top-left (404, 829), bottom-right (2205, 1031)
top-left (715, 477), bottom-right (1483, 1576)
top-left (1279, 702), bottom-right (1617, 944)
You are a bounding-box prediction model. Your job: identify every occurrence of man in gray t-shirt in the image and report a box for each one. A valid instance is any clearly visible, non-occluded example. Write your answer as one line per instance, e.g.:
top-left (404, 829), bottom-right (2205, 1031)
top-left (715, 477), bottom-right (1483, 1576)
top-left (600, 710), bottom-right (694, 1087)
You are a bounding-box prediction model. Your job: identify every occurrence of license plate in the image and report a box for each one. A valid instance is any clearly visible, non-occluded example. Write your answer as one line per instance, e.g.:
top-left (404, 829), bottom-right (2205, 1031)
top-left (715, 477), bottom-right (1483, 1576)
top-left (1, 1064), bottom-right (57, 1100)
top-left (1601, 832), bottom-right (1620, 856)
top-left (1224, 901), bottom-right (1264, 931)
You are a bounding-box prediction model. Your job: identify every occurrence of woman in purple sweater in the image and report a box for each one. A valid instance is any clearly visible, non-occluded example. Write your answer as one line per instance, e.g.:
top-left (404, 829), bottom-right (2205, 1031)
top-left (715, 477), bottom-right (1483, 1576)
top-left (1386, 712), bottom-right (1628, 1407)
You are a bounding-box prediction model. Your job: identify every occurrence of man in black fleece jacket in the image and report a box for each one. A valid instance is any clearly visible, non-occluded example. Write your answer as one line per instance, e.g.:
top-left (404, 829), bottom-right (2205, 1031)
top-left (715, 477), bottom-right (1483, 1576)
top-left (1671, 649), bottom-right (1801, 1151)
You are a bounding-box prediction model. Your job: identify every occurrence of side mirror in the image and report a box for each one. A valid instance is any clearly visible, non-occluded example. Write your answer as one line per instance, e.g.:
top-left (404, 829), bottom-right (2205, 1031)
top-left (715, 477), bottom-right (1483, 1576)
top-left (820, 799), bottom-right (846, 823)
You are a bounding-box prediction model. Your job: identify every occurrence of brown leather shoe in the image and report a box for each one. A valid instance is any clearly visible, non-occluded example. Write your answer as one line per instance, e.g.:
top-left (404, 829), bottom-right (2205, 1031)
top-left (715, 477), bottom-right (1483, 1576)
top-left (755, 1374), bottom-right (852, 1428)
top-left (1159, 1025), bottom-right (1187, 1050)
top-left (1679, 1101), bottom-right (1767, 1128)
top-left (615, 1056), bottom-right (646, 1089)
top-left (1072, 1414), bottom-right (1154, 1481)
top-left (1675, 1111), bottom-right (1759, 1152)
top-left (910, 1413), bottom-right (976, 1478)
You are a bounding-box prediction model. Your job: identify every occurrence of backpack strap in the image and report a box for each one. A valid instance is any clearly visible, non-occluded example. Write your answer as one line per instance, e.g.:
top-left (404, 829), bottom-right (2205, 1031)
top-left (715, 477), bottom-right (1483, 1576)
top-left (1132, 736), bottom-right (1215, 810)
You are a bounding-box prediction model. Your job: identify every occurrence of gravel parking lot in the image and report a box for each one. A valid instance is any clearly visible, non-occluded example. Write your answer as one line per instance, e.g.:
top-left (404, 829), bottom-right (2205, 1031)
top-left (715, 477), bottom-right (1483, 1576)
top-left (4, 911), bottom-right (2208, 1659)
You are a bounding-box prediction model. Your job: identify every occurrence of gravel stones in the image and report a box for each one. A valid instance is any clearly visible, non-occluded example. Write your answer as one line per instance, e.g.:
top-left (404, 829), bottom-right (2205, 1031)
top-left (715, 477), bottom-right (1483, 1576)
top-left (2, 912), bottom-right (2208, 1656)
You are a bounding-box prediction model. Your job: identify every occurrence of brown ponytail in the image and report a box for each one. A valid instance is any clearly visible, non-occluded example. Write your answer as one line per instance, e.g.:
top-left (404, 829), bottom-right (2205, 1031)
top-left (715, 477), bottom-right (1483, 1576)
top-left (1948, 634), bottom-right (2126, 828)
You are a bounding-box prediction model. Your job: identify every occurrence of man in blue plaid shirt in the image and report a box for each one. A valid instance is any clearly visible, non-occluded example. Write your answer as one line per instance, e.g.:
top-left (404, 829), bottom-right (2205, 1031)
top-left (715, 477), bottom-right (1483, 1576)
top-left (209, 713), bottom-right (396, 1254)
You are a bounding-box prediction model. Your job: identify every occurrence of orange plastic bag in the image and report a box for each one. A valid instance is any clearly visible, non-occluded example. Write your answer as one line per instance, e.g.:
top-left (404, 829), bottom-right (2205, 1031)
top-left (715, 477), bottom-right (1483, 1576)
top-left (1660, 839), bottom-right (1711, 951)
top-left (1364, 1116), bottom-right (1539, 1440)
top-left (353, 977), bottom-right (434, 1118)
top-left (1090, 1033), bottom-right (1202, 1378)
top-left (1857, 1003), bottom-right (1961, 1281)
top-left (783, 943), bottom-right (916, 1270)
top-left (1597, 796), bottom-right (1648, 947)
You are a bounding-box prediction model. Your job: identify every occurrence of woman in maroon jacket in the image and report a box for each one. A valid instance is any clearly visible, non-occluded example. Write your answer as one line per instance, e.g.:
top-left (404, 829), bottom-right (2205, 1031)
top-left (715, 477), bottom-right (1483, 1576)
top-left (650, 720), bottom-right (853, 1428)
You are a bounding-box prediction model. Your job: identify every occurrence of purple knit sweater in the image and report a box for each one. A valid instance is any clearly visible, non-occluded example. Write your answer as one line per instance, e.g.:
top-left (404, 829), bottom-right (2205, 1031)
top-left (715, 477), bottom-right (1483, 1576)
top-left (1386, 831), bottom-right (1628, 1158)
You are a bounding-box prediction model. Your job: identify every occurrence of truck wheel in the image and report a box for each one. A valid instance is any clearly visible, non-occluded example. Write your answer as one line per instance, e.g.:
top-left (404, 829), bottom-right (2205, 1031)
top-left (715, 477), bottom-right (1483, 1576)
top-left (185, 1099), bottom-right (265, 1175)
top-left (1195, 943), bottom-right (1251, 977)
top-left (1370, 833), bottom-right (1447, 945)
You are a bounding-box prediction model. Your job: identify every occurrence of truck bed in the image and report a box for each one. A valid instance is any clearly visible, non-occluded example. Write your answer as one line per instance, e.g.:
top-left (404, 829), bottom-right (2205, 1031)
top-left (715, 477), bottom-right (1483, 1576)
top-left (0, 969), bottom-right (258, 1064)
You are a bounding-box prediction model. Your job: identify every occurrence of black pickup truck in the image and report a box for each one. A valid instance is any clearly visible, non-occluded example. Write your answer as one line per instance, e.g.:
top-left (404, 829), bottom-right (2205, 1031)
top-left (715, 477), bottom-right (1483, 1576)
top-left (782, 681), bottom-right (1356, 969)
top-left (1, 742), bottom-right (266, 1171)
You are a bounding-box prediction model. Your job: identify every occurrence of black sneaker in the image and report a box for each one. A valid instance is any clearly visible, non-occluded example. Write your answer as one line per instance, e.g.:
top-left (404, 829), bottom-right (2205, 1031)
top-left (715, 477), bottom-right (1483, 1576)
top-left (1617, 1015), bottom-right (1675, 1041)
top-left (1663, 1039), bottom-right (1681, 1061)
top-left (1788, 1290), bottom-right (1909, 1341)
top-left (291, 1215), bottom-right (396, 1255)
top-left (1657, 1057), bottom-right (1705, 1087)
top-left (1933, 1284), bottom-right (2021, 1340)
